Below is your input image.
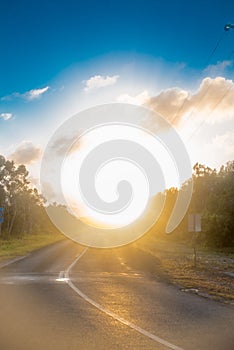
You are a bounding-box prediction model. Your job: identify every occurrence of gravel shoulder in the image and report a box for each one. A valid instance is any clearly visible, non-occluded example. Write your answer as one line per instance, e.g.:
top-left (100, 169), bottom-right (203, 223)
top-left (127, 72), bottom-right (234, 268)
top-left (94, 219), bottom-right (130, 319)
top-left (136, 238), bottom-right (234, 304)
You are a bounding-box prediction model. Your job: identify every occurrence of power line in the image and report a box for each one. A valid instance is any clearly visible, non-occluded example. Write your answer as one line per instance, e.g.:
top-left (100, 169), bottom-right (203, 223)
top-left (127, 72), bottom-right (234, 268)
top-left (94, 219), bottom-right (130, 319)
top-left (181, 50), bottom-right (234, 128)
top-left (171, 28), bottom-right (229, 125)
top-left (187, 82), bottom-right (233, 142)
top-left (171, 23), bottom-right (234, 142)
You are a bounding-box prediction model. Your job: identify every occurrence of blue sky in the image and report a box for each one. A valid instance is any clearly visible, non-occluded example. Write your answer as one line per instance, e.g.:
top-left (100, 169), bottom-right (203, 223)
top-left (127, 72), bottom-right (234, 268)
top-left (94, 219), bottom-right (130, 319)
top-left (1, 0), bottom-right (234, 183)
top-left (1, 0), bottom-right (234, 95)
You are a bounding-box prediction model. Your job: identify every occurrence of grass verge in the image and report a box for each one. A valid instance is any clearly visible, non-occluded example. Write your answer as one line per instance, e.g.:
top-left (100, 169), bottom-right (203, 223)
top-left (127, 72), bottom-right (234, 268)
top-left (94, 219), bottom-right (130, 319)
top-left (0, 233), bottom-right (64, 260)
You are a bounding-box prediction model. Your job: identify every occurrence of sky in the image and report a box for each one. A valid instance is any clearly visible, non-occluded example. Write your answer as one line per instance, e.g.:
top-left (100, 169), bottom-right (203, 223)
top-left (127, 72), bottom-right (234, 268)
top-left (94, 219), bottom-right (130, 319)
top-left (1, 0), bottom-right (234, 189)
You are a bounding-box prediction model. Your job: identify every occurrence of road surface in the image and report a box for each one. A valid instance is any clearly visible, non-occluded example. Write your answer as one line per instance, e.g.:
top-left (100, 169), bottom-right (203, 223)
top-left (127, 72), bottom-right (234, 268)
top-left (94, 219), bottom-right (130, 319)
top-left (0, 239), bottom-right (233, 350)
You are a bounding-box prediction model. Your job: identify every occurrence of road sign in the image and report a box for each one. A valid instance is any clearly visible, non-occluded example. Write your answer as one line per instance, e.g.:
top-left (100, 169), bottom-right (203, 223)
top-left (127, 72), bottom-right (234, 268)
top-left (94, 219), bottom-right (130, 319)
top-left (188, 213), bottom-right (201, 268)
top-left (0, 207), bottom-right (4, 223)
top-left (188, 213), bottom-right (201, 232)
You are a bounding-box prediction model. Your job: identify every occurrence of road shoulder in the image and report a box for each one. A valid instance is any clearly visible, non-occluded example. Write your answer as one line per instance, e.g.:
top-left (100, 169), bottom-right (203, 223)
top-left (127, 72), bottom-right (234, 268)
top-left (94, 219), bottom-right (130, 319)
top-left (135, 239), bottom-right (234, 305)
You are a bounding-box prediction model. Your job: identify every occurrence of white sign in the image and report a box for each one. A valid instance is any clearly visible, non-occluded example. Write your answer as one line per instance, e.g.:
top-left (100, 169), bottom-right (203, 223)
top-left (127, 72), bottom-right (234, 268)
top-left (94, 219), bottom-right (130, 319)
top-left (188, 214), bottom-right (201, 232)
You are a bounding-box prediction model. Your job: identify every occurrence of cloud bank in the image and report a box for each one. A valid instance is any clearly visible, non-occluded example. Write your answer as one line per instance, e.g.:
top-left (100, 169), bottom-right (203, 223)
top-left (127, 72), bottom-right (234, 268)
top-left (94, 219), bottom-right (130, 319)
top-left (146, 76), bottom-right (234, 124)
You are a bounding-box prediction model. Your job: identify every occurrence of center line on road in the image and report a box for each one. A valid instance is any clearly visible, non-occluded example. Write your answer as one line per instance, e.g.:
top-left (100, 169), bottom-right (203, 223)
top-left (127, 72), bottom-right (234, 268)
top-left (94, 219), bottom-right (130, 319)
top-left (64, 248), bottom-right (185, 350)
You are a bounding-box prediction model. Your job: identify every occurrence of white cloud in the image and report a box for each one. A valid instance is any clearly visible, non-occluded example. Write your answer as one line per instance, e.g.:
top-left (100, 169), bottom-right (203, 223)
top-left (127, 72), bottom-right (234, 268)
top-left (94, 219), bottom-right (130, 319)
top-left (84, 75), bottom-right (119, 92)
top-left (146, 77), bottom-right (234, 125)
top-left (9, 141), bottom-right (42, 165)
top-left (146, 87), bottom-right (189, 123)
top-left (41, 181), bottom-right (56, 201)
top-left (1, 86), bottom-right (49, 101)
top-left (24, 86), bottom-right (49, 100)
top-left (203, 60), bottom-right (232, 77)
top-left (0, 113), bottom-right (13, 121)
top-left (210, 131), bottom-right (234, 155)
top-left (202, 131), bottom-right (234, 168)
top-left (117, 90), bottom-right (150, 105)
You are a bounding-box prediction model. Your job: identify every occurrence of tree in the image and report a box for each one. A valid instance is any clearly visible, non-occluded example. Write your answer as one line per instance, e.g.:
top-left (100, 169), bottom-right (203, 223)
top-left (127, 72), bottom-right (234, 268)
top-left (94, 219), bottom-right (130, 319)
top-left (0, 155), bottom-right (56, 239)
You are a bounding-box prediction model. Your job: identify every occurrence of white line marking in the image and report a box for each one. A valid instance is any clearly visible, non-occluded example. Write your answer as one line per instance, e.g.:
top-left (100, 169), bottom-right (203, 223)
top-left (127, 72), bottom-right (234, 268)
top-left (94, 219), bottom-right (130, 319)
top-left (64, 248), bottom-right (185, 350)
top-left (0, 255), bottom-right (27, 269)
top-left (56, 270), bottom-right (69, 282)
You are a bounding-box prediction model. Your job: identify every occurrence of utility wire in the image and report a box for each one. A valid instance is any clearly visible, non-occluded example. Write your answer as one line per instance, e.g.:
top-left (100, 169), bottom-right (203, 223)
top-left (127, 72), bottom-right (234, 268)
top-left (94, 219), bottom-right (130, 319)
top-left (182, 49), bottom-right (234, 128)
top-left (171, 30), bottom-right (227, 125)
top-left (187, 81), bottom-right (233, 142)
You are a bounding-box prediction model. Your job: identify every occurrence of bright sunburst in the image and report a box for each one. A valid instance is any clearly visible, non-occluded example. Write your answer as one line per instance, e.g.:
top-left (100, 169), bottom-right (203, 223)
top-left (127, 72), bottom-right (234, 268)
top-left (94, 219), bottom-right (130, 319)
top-left (61, 124), bottom-right (179, 228)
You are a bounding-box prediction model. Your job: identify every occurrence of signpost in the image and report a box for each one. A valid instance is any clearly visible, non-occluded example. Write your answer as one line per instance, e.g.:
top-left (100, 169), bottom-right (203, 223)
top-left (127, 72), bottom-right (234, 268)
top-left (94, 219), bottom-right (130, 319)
top-left (188, 213), bottom-right (201, 267)
top-left (0, 207), bottom-right (4, 236)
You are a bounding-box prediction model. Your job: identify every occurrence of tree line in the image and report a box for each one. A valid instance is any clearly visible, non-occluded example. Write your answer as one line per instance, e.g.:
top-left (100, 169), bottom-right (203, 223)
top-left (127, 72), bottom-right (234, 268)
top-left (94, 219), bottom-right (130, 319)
top-left (0, 153), bottom-right (233, 248)
top-left (152, 161), bottom-right (234, 248)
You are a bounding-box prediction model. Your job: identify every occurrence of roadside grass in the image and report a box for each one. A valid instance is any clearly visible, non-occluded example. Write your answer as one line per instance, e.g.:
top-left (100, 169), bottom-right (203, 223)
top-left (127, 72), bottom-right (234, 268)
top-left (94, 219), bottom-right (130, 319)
top-left (0, 233), bottom-right (64, 260)
top-left (136, 238), bottom-right (234, 303)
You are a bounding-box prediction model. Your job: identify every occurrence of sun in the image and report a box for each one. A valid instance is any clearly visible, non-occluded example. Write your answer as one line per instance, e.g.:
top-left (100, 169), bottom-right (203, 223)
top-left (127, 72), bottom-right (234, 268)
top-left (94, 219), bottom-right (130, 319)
top-left (61, 124), bottom-right (179, 229)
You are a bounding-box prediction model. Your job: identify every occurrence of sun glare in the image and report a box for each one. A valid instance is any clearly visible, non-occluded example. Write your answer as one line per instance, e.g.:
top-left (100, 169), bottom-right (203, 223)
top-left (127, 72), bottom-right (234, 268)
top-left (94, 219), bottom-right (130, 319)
top-left (61, 124), bottom-right (179, 228)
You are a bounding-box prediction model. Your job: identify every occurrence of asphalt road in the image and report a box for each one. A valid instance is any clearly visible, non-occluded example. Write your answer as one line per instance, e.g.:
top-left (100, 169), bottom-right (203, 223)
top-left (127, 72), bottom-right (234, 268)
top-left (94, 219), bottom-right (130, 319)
top-left (0, 239), bottom-right (233, 350)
